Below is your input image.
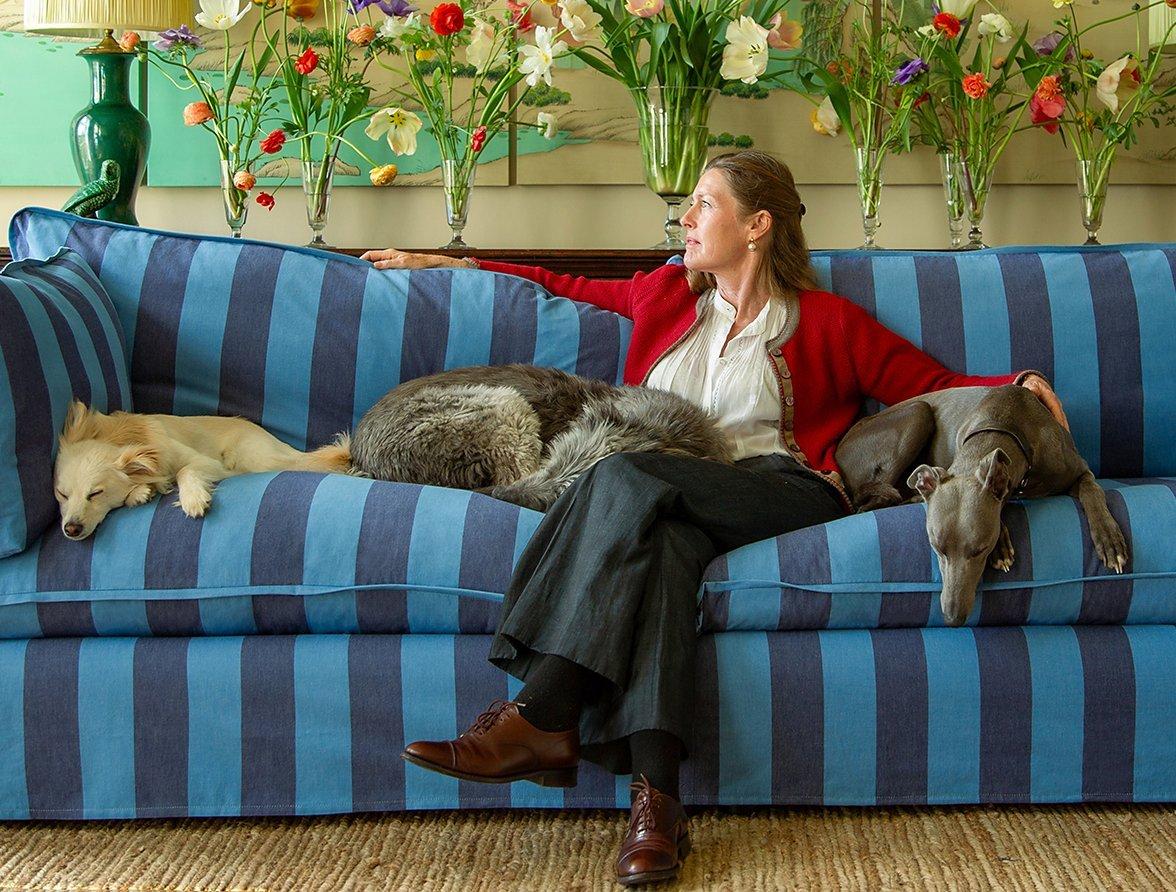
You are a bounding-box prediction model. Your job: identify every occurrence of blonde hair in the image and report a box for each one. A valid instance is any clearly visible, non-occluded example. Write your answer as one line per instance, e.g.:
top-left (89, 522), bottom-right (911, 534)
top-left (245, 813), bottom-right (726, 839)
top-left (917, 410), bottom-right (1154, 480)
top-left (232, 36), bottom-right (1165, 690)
top-left (685, 151), bottom-right (817, 298)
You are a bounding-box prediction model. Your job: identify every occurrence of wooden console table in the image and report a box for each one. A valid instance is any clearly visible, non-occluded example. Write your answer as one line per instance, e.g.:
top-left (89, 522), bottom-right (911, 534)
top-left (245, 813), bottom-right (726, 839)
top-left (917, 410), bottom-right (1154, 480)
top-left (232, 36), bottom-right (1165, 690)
top-left (0, 245), bottom-right (677, 279)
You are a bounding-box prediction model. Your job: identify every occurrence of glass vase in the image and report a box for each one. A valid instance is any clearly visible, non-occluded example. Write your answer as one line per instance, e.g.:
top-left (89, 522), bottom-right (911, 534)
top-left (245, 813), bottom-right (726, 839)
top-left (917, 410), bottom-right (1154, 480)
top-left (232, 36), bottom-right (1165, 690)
top-left (302, 148), bottom-right (339, 250)
top-left (219, 158), bottom-right (248, 238)
top-left (957, 154), bottom-right (992, 249)
top-left (440, 158), bottom-right (477, 249)
top-left (630, 86), bottom-right (716, 249)
top-left (940, 151), bottom-right (967, 250)
top-left (1076, 156), bottom-right (1111, 246)
top-left (853, 145), bottom-right (884, 249)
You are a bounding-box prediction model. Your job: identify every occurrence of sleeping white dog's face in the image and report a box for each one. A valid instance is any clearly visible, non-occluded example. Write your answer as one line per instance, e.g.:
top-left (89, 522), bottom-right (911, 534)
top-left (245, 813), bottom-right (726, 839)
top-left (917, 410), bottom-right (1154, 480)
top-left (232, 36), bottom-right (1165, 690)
top-left (53, 439), bottom-right (157, 540)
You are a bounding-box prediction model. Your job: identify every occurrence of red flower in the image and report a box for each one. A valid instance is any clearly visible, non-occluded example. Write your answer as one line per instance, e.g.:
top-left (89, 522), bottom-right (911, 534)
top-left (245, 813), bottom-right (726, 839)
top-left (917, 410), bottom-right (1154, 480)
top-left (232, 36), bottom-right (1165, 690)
top-left (256, 192), bottom-right (276, 210)
top-left (913, 91), bottom-right (931, 110)
top-left (295, 47), bottom-right (318, 75)
top-left (260, 129), bottom-right (286, 154)
top-left (961, 72), bottom-right (990, 100)
top-left (429, 3), bottom-right (465, 36)
top-left (470, 125), bottom-right (488, 154)
top-left (1030, 77), bottom-right (1065, 135)
top-left (506, 0), bottom-right (534, 32)
top-left (932, 12), bottom-right (961, 38)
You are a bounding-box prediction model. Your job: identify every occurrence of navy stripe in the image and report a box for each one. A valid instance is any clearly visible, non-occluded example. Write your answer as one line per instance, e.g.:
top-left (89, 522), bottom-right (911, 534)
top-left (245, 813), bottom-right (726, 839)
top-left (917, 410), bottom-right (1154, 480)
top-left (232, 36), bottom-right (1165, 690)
top-left (63, 219), bottom-right (117, 278)
top-left (768, 631), bottom-right (823, 801)
top-left (457, 497), bottom-right (519, 633)
top-left (21, 276), bottom-right (92, 406)
top-left (1078, 489), bottom-right (1134, 623)
top-left (680, 635), bottom-right (720, 802)
top-left (250, 473), bottom-right (322, 586)
top-left (305, 260), bottom-right (365, 449)
top-left (24, 638), bottom-right (83, 816)
top-left (489, 275), bottom-right (538, 366)
top-left (454, 636), bottom-right (509, 807)
top-left (131, 237), bottom-right (198, 412)
top-left (144, 600), bottom-right (203, 636)
top-left (914, 256), bottom-right (966, 372)
top-left (830, 255), bottom-right (876, 317)
top-left (35, 601), bottom-right (97, 637)
top-left (144, 497), bottom-right (204, 589)
top-left (776, 525), bottom-right (831, 629)
top-left (700, 555), bottom-right (730, 632)
top-left (574, 303), bottom-right (621, 382)
top-left (252, 596), bottom-right (311, 635)
top-left (354, 484), bottom-right (419, 633)
top-left (241, 636), bottom-right (296, 814)
top-left (37, 528), bottom-right (93, 592)
top-left (998, 253), bottom-right (1054, 383)
top-left (0, 288), bottom-right (55, 542)
top-left (1085, 253), bottom-right (1144, 476)
top-left (133, 637), bottom-right (189, 815)
top-left (978, 503), bottom-right (1032, 625)
top-left (348, 635), bottom-right (405, 809)
top-left (568, 761), bottom-right (617, 809)
top-left (976, 627), bottom-right (1031, 801)
top-left (876, 507), bottom-right (933, 627)
top-left (217, 245), bottom-right (282, 422)
top-left (399, 271), bottom-right (450, 382)
top-left (58, 254), bottom-right (126, 356)
top-left (1075, 625), bottom-right (1136, 800)
top-left (872, 628), bottom-right (929, 802)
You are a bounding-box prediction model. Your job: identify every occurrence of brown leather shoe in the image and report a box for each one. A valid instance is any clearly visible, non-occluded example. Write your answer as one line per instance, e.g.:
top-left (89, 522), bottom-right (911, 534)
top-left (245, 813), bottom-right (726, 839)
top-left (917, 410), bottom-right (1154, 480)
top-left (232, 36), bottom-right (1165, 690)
top-left (402, 699), bottom-right (579, 787)
top-left (615, 775), bottom-right (691, 887)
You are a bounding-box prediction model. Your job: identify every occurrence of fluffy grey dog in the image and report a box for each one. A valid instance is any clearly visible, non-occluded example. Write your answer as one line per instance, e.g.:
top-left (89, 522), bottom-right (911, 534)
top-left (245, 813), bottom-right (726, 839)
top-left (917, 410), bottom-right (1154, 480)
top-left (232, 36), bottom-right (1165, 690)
top-left (350, 364), bottom-right (733, 510)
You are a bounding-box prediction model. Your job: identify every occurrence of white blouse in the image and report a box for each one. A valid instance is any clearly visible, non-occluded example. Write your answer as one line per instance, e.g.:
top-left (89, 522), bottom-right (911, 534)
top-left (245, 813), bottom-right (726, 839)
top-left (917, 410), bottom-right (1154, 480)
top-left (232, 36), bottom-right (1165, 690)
top-left (646, 288), bottom-right (788, 461)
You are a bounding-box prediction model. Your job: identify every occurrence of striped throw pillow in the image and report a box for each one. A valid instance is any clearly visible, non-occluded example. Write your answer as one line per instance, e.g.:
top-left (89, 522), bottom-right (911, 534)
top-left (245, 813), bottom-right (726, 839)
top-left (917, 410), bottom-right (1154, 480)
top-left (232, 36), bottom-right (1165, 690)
top-left (0, 248), bottom-right (133, 557)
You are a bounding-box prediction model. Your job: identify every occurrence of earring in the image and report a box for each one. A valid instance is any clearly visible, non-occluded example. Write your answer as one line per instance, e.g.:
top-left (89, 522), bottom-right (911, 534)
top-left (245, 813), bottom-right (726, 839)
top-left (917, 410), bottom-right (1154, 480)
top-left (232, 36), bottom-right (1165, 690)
top-left (747, 240), bottom-right (757, 252)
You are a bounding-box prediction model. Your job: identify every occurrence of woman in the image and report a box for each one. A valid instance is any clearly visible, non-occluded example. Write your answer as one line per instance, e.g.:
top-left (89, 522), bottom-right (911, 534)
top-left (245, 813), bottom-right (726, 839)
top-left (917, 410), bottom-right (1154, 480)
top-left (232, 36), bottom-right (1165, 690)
top-left (360, 152), bottom-right (1066, 886)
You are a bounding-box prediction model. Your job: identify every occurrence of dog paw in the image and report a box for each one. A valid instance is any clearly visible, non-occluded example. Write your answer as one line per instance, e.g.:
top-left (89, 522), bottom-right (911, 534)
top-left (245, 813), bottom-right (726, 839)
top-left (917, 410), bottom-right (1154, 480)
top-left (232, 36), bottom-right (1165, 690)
top-left (989, 525), bottom-right (1016, 572)
top-left (1093, 523), bottom-right (1130, 574)
top-left (176, 486), bottom-right (211, 518)
top-left (124, 484), bottom-right (154, 507)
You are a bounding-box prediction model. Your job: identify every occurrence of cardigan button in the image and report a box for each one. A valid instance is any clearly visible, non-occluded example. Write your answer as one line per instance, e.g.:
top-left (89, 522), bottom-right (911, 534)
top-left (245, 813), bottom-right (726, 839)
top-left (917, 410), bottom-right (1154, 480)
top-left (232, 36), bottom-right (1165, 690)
top-left (784, 396), bottom-right (794, 406)
top-left (789, 443), bottom-right (801, 452)
top-left (781, 368), bottom-right (791, 378)
top-left (772, 348), bottom-right (783, 357)
top-left (784, 420), bottom-right (793, 431)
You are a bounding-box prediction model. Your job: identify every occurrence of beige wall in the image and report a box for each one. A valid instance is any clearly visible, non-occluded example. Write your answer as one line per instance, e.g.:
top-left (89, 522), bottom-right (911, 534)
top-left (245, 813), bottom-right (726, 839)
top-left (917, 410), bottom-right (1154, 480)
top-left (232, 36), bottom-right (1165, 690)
top-left (3, 182), bottom-right (1174, 251)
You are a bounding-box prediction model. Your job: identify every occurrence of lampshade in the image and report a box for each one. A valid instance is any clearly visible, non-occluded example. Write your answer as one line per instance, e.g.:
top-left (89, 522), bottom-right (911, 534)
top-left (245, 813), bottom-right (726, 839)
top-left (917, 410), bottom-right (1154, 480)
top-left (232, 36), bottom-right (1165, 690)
top-left (1152, 0), bottom-right (1176, 53)
top-left (23, 0), bottom-right (192, 36)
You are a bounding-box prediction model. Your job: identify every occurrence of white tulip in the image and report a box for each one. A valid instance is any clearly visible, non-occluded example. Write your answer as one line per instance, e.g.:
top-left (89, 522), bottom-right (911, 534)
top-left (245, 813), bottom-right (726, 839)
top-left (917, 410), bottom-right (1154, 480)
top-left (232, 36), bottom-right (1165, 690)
top-left (977, 13), bottom-right (1012, 43)
top-left (518, 26), bottom-right (569, 88)
top-left (937, 0), bottom-right (979, 17)
top-left (379, 13), bottom-right (419, 42)
top-left (365, 107), bottom-right (424, 156)
top-left (537, 111), bottom-right (558, 138)
top-left (559, 0), bottom-right (602, 43)
top-left (194, 0), bottom-right (248, 31)
top-left (466, 19), bottom-right (507, 71)
top-left (720, 16), bottom-right (769, 85)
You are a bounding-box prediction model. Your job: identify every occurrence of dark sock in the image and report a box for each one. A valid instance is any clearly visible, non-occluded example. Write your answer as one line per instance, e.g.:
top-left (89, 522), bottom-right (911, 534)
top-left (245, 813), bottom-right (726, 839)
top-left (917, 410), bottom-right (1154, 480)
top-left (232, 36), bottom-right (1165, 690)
top-left (516, 653), bottom-right (598, 733)
top-left (629, 729), bottom-right (682, 804)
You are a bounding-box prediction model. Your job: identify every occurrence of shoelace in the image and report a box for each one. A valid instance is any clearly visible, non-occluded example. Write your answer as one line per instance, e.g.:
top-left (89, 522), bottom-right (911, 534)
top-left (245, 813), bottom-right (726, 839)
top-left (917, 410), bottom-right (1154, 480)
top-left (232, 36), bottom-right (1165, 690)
top-left (463, 699), bottom-right (512, 738)
top-left (628, 775), bottom-right (659, 835)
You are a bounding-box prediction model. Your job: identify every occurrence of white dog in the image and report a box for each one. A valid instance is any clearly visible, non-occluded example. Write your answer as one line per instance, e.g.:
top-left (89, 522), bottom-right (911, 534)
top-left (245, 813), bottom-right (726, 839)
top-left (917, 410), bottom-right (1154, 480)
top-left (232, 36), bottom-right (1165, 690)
top-left (53, 400), bottom-right (351, 540)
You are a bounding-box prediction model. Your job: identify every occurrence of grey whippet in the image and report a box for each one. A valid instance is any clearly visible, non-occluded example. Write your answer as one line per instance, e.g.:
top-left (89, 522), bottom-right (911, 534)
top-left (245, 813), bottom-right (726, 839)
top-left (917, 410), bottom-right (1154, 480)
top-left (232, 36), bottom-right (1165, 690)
top-left (835, 385), bottom-right (1130, 626)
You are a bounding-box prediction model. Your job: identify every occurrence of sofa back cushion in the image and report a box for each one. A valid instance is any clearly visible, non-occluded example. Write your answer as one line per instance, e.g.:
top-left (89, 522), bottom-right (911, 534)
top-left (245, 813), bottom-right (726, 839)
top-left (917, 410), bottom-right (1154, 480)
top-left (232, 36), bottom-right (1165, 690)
top-left (0, 248), bottom-right (133, 557)
top-left (810, 246), bottom-right (1176, 477)
top-left (9, 208), bottom-right (632, 450)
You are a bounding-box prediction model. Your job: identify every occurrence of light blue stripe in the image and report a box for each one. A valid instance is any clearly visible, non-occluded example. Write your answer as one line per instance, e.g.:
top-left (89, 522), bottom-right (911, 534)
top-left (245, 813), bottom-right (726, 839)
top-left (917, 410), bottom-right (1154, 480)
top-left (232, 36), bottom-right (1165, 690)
top-left (88, 502), bottom-right (156, 591)
top-left (723, 541), bottom-right (783, 630)
top-left (51, 253), bottom-right (132, 402)
top-left (1125, 250), bottom-right (1176, 475)
top-left (93, 229), bottom-right (159, 356)
top-left (0, 540), bottom-right (43, 598)
top-left (401, 635), bottom-right (458, 808)
top-left (90, 600), bottom-right (151, 636)
top-left (870, 255), bottom-right (922, 347)
top-left (0, 603), bottom-right (42, 639)
top-left (294, 636), bottom-right (352, 815)
top-left (9, 281), bottom-right (72, 438)
top-left (351, 272), bottom-right (408, 426)
top-left (820, 630), bottom-right (877, 805)
top-left (77, 638), bottom-right (136, 817)
top-left (533, 295), bottom-right (582, 372)
top-left (12, 215), bottom-right (72, 261)
top-left (615, 321), bottom-right (632, 385)
top-left (262, 252), bottom-right (325, 448)
top-left (0, 347), bottom-right (26, 554)
top-left (406, 488), bottom-right (472, 631)
top-left (1024, 627), bottom-right (1083, 802)
top-left (198, 596), bottom-right (258, 636)
top-left (1040, 253), bottom-right (1101, 474)
top-left (810, 255), bottom-right (832, 290)
top-left (302, 476), bottom-right (371, 632)
top-left (957, 253), bottom-right (1012, 375)
top-left (922, 628), bottom-right (980, 803)
top-left (0, 640), bottom-right (30, 817)
top-left (1025, 497), bottom-right (1084, 625)
top-left (715, 632), bottom-right (772, 804)
top-left (1126, 626), bottom-right (1176, 801)
top-left (172, 241), bottom-right (243, 417)
top-left (444, 271), bottom-right (495, 369)
top-left (1122, 485), bottom-right (1175, 623)
top-left (825, 513), bottom-right (882, 627)
top-left (196, 474), bottom-right (275, 589)
top-left (187, 637), bottom-right (243, 816)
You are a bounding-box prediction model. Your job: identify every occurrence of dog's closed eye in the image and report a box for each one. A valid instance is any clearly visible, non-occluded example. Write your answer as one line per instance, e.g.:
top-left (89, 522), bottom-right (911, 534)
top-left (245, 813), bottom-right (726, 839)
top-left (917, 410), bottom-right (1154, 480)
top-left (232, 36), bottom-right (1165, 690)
top-left (87, 489), bottom-right (104, 500)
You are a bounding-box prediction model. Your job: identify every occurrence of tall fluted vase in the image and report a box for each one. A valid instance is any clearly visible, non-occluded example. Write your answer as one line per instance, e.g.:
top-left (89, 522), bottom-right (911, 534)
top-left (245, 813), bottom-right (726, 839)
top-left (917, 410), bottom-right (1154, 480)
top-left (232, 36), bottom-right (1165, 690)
top-left (957, 154), bottom-right (993, 250)
top-left (1076, 155), bottom-right (1112, 245)
top-left (853, 145), bottom-right (885, 249)
top-left (940, 151), bottom-right (967, 249)
top-left (302, 145), bottom-right (340, 250)
top-left (630, 86), bottom-right (716, 249)
top-left (440, 157), bottom-right (477, 249)
top-left (218, 158), bottom-right (248, 238)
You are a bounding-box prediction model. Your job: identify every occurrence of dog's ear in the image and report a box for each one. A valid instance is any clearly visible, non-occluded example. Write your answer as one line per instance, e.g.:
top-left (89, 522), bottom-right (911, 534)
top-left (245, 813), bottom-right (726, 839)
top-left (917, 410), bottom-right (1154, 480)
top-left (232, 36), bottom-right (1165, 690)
top-left (115, 445), bottom-right (160, 478)
top-left (976, 448), bottom-right (1012, 501)
top-left (907, 464), bottom-right (947, 500)
top-left (61, 400), bottom-right (94, 442)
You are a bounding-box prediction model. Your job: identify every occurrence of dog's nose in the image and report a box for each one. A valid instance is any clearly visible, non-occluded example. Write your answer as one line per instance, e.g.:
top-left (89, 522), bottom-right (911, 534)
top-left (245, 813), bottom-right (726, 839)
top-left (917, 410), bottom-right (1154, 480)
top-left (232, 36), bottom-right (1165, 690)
top-left (63, 522), bottom-right (83, 539)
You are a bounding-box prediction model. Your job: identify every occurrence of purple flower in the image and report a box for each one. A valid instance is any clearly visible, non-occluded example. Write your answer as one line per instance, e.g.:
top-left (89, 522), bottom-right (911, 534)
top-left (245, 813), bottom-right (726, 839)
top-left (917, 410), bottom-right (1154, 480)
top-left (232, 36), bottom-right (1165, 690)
top-left (1033, 31), bottom-right (1075, 61)
top-left (892, 58), bottom-right (929, 86)
top-left (347, 0), bottom-right (416, 14)
top-left (153, 24), bottom-right (202, 51)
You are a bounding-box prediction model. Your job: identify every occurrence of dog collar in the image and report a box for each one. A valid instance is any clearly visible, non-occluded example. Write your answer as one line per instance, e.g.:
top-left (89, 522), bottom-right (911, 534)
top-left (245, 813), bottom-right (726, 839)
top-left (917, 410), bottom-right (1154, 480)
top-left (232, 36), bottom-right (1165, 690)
top-left (960, 426), bottom-right (1033, 499)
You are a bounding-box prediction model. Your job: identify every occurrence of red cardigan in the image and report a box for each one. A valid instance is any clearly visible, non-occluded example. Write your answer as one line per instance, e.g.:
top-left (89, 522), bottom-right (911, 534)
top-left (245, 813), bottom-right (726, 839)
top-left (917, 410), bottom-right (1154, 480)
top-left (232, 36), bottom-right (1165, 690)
top-left (478, 259), bottom-right (1028, 501)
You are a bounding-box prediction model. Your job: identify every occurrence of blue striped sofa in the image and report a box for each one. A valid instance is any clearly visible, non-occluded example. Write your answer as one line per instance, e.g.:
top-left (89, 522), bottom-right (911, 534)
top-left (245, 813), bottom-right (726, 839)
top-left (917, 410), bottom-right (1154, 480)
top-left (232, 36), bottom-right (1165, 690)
top-left (2, 206), bottom-right (1174, 820)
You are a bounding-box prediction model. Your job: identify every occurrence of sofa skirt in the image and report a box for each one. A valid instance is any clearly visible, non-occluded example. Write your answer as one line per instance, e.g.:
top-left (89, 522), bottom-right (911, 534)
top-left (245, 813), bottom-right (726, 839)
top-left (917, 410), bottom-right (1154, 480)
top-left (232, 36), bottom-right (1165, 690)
top-left (0, 627), bottom-right (1172, 819)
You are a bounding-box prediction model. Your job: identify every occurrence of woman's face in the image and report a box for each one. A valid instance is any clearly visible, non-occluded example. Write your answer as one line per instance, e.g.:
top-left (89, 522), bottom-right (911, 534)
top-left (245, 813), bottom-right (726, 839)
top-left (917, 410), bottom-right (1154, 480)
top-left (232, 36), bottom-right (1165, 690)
top-left (680, 169), bottom-right (761, 273)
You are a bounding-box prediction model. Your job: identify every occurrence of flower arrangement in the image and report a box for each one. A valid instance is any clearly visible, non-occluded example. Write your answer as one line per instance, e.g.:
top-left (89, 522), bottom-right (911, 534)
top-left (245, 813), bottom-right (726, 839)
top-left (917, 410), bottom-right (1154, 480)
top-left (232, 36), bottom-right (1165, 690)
top-left (1016, 0), bottom-right (1176, 242)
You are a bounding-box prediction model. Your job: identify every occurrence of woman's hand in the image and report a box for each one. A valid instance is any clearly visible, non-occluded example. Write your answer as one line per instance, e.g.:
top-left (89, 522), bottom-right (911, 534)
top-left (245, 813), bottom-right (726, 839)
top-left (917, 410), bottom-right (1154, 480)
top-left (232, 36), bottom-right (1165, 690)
top-left (1019, 373), bottom-right (1070, 432)
top-left (359, 248), bottom-right (465, 270)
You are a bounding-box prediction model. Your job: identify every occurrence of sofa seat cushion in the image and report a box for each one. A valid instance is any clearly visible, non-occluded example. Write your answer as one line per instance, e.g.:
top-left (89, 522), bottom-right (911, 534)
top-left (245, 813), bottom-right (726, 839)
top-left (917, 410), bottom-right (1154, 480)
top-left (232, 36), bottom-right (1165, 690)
top-left (701, 478), bottom-right (1176, 631)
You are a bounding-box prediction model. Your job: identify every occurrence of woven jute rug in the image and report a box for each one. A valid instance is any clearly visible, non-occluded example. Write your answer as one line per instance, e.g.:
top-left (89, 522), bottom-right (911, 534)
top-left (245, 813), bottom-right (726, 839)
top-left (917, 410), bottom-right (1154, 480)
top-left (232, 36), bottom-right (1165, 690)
top-left (0, 805), bottom-right (1173, 891)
